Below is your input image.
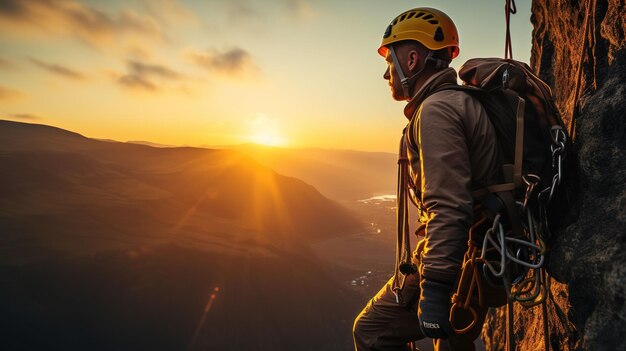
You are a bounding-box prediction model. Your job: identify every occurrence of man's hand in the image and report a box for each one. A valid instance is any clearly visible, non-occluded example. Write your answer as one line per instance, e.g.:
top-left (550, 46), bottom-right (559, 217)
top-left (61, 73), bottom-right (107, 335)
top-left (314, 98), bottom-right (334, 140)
top-left (418, 279), bottom-right (454, 339)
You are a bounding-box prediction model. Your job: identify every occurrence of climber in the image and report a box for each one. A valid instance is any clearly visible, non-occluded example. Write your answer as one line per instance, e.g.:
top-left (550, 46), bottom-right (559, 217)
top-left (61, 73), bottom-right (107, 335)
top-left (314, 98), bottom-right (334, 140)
top-left (353, 7), bottom-right (501, 351)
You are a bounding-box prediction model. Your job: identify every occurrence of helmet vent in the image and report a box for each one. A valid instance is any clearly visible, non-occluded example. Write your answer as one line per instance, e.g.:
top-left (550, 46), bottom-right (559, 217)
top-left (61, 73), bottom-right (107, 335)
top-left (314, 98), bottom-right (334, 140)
top-left (423, 14), bottom-right (434, 20)
top-left (415, 12), bottom-right (424, 18)
top-left (400, 14), bottom-right (407, 21)
top-left (392, 18), bottom-right (398, 25)
top-left (434, 26), bottom-right (445, 42)
top-left (406, 12), bottom-right (416, 19)
top-left (383, 25), bottom-right (392, 38)
top-left (428, 20), bottom-right (439, 25)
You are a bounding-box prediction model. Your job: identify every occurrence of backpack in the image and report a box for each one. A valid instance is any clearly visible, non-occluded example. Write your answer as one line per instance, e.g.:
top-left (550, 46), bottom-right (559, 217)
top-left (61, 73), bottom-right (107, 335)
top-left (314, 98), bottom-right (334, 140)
top-left (439, 58), bottom-right (575, 346)
top-left (445, 58), bottom-right (572, 311)
top-left (452, 58), bottom-right (572, 233)
top-left (393, 58), bottom-right (572, 315)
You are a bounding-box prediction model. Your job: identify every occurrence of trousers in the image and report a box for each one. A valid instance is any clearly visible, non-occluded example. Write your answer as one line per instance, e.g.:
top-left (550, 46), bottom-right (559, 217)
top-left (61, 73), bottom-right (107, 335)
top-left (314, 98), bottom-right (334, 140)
top-left (352, 241), bottom-right (488, 351)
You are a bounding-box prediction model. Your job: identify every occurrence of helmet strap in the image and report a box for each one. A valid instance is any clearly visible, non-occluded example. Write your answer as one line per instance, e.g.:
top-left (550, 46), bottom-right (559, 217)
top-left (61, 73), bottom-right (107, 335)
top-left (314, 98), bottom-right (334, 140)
top-left (389, 45), bottom-right (411, 100)
top-left (389, 46), bottom-right (447, 101)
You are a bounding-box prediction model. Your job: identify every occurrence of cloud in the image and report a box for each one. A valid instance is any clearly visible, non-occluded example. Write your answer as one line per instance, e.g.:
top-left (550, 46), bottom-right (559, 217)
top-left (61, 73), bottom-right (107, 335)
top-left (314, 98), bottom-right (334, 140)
top-left (126, 45), bottom-right (152, 60)
top-left (127, 60), bottom-right (180, 80)
top-left (284, 0), bottom-right (317, 20)
top-left (186, 47), bottom-right (258, 76)
top-left (0, 85), bottom-right (24, 100)
top-left (118, 74), bottom-right (157, 91)
top-left (0, 0), bottom-right (164, 48)
top-left (8, 113), bottom-right (43, 120)
top-left (217, 0), bottom-right (316, 22)
top-left (29, 57), bottom-right (85, 80)
top-left (116, 59), bottom-right (182, 92)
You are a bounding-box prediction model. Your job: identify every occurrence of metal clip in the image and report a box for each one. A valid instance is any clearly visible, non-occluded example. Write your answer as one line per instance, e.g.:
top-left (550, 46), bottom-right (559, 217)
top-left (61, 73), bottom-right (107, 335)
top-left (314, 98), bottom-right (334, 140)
top-left (547, 126), bottom-right (567, 194)
top-left (556, 154), bottom-right (563, 186)
top-left (502, 68), bottom-right (510, 89)
top-left (537, 189), bottom-right (548, 205)
top-left (549, 174), bottom-right (558, 202)
top-left (392, 288), bottom-right (401, 304)
top-left (522, 174), bottom-right (541, 213)
top-left (550, 126), bottom-right (567, 147)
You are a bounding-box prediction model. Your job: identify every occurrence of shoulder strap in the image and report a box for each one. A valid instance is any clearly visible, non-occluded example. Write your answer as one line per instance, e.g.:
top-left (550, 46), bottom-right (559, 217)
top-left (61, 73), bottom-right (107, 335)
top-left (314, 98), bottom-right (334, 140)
top-left (422, 84), bottom-right (527, 193)
top-left (405, 84), bottom-right (475, 149)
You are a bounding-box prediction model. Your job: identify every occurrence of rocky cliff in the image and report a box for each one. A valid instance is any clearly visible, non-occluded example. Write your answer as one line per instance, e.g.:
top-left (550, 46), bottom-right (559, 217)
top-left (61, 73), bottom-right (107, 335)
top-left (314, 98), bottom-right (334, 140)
top-left (483, 1), bottom-right (626, 350)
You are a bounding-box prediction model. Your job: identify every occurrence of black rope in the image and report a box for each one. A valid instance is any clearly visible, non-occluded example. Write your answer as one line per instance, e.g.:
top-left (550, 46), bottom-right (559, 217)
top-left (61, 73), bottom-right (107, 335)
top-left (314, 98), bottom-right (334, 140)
top-left (504, 0), bottom-right (517, 59)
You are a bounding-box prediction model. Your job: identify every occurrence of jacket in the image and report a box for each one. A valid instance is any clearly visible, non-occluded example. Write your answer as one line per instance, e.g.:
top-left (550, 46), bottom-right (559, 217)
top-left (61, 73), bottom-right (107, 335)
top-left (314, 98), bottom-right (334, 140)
top-left (404, 68), bottom-right (501, 285)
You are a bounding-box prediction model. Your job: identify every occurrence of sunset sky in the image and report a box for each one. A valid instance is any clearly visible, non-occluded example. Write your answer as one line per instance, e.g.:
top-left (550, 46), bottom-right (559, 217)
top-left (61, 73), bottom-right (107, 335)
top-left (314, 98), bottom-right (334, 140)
top-left (0, 0), bottom-right (532, 152)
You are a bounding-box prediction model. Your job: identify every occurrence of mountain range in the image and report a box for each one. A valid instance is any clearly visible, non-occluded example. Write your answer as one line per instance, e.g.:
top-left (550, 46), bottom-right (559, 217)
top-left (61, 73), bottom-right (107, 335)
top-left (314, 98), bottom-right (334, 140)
top-left (0, 120), bottom-right (377, 350)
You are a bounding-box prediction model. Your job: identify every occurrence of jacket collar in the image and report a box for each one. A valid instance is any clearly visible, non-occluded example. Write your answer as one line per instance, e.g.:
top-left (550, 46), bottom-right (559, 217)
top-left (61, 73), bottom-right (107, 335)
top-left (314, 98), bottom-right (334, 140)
top-left (403, 68), bottom-right (458, 120)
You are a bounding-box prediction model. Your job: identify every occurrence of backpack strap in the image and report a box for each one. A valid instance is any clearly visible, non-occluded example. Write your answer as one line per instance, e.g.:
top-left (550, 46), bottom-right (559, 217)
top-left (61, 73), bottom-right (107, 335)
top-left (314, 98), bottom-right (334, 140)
top-left (424, 84), bottom-right (526, 195)
top-left (424, 84), bottom-right (527, 240)
top-left (513, 97), bottom-right (525, 189)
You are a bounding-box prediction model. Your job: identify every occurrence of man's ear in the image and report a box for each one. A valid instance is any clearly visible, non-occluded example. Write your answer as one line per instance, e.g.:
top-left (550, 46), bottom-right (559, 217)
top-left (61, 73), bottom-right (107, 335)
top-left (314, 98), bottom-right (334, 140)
top-left (407, 50), bottom-right (420, 71)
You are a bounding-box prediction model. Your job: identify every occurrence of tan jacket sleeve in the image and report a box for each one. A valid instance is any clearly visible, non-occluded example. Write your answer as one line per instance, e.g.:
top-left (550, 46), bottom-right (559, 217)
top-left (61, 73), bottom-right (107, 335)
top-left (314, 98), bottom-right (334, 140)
top-left (413, 91), bottom-right (475, 284)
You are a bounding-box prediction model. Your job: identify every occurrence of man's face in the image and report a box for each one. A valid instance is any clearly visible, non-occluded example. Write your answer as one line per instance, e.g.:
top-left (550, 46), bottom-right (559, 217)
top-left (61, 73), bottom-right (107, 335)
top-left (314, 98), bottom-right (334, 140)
top-left (383, 49), bottom-right (405, 101)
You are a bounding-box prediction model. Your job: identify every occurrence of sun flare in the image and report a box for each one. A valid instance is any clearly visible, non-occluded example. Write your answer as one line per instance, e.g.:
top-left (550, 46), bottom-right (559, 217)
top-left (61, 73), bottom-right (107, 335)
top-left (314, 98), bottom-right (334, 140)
top-left (251, 131), bottom-right (287, 146)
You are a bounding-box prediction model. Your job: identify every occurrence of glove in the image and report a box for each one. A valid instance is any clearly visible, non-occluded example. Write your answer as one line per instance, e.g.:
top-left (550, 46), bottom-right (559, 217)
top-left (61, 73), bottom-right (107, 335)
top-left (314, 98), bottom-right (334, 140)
top-left (418, 279), bottom-right (454, 340)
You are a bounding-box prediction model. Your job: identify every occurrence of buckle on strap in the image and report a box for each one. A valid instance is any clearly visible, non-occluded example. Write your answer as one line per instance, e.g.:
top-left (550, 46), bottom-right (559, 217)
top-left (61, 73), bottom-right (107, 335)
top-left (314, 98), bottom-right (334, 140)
top-left (471, 182), bottom-right (516, 199)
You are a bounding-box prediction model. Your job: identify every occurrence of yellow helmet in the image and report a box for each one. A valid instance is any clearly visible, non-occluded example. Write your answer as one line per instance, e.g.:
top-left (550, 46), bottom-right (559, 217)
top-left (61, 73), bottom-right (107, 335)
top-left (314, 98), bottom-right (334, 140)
top-left (378, 7), bottom-right (460, 59)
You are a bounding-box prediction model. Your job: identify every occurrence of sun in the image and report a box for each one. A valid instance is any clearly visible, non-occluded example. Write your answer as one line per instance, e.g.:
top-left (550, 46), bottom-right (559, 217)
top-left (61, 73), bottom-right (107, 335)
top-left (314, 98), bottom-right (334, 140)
top-left (251, 131), bottom-right (287, 146)
top-left (247, 113), bottom-right (288, 147)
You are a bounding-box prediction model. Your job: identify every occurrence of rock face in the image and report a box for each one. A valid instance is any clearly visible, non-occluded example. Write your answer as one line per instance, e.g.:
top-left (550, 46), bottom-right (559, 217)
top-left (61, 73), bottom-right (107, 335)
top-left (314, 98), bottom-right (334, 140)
top-left (483, 1), bottom-right (626, 350)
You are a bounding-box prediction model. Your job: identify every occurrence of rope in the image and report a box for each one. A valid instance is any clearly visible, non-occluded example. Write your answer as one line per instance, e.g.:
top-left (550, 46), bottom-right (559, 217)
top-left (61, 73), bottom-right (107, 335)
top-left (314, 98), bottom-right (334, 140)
top-left (541, 269), bottom-right (551, 351)
top-left (504, 0), bottom-right (517, 59)
top-left (569, 0), bottom-right (596, 140)
top-left (392, 130), bottom-right (416, 302)
top-left (506, 300), bottom-right (516, 351)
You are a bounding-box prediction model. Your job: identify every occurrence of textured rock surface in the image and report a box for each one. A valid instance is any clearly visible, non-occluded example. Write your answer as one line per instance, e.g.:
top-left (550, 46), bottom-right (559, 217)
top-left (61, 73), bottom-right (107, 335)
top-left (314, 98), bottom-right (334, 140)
top-left (483, 1), bottom-right (626, 350)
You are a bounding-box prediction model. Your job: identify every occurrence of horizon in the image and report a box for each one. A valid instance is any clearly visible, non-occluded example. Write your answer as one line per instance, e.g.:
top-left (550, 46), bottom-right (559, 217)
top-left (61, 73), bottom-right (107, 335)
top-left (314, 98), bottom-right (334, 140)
top-left (1, 118), bottom-right (401, 154)
top-left (0, 0), bottom-right (532, 153)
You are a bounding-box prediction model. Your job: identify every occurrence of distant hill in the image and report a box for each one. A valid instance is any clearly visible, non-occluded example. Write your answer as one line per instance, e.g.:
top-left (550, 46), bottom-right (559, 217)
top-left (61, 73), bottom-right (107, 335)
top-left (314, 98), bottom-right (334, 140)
top-left (229, 144), bottom-right (397, 202)
top-left (0, 120), bottom-right (365, 350)
top-left (126, 140), bottom-right (178, 148)
top-left (0, 120), bottom-right (362, 248)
